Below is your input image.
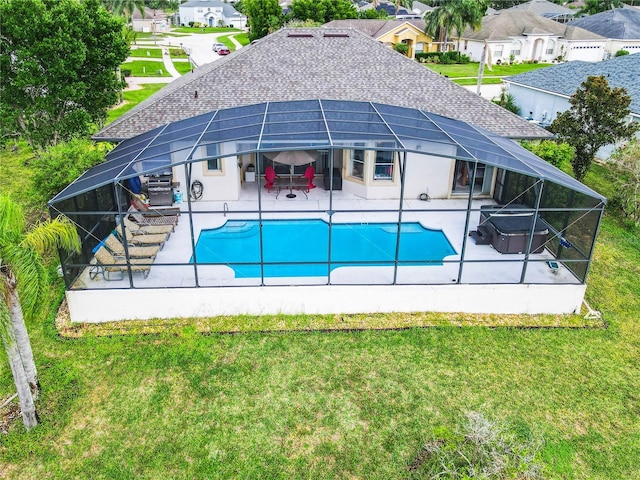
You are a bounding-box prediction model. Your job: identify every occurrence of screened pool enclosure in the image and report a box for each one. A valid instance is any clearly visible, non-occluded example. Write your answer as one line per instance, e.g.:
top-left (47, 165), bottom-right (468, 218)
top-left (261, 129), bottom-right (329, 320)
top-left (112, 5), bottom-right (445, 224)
top-left (50, 100), bottom-right (605, 313)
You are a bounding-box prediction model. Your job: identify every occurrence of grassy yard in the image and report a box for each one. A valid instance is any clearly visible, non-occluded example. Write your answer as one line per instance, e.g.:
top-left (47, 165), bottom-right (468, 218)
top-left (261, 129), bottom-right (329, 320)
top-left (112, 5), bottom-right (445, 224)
top-left (120, 60), bottom-right (171, 77)
top-left (128, 47), bottom-right (163, 59)
top-left (172, 26), bottom-right (242, 34)
top-left (105, 83), bottom-right (168, 125)
top-left (1, 142), bottom-right (639, 477)
top-left (424, 62), bottom-right (552, 79)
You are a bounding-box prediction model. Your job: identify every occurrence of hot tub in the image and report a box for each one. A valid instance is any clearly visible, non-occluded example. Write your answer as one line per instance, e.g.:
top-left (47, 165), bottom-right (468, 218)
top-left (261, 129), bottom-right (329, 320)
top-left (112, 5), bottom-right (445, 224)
top-left (479, 205), bottom-right (549, 254)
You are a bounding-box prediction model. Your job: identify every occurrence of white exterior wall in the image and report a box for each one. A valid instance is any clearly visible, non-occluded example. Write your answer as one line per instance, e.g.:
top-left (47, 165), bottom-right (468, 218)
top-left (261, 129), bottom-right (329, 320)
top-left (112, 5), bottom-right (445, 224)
top-left (508, 83), bottom-right (570, 126)
top-left (66, 283), bottom-right (587, 323)
top-left (174, 156), bottom-right (241, 201)
top-left (606, 39), bottom-right (640, 57)
top-left (179, 5), bottom-right (246, 28)
top-left (404, 149), bottom-right (456, 199)
top-left (464, 38), bottom-right (606, 64)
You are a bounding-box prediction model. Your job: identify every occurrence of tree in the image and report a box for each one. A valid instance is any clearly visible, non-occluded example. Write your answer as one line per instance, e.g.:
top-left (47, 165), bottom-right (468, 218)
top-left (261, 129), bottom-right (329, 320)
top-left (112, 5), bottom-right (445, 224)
top-left (30, 139), bottom-right (111, 204)
top-left (549, 75), bottom-right (639, 181)
top-left (610, 139), bottom-right (640, 227)
top-left (394, 0), bottom-right (413, 15)
top-left (521, 140), bottom-right (575, 168)
top-left (243, 0), bottom-right (283, 41)
top-left (289, 0), bottom-right (356, 24)
top-left (493, 88), bottom-right (521, 115)
top-left (0, 0), bottom-right (129, 154)
top-left (577, 0), bottom-right (623, 16)
top-left (424, 0), bottom-right (485, 53)
top-left (0, 196), bottom-right (80, 430)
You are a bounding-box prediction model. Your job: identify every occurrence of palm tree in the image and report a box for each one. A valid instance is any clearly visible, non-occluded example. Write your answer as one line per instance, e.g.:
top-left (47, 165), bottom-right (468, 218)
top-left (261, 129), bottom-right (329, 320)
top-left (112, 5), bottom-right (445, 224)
top-left (424, 0), bottom-right (486, 53)
top-left (394, 0), bottom-right (413, 15)
top-left (0, 196), bottom-right (80, 430)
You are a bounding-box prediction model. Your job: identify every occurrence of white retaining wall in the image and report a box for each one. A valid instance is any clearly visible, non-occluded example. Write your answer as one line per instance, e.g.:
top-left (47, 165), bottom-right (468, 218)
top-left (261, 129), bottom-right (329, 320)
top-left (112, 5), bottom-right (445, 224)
top-left (66, 283), bottom-right (587, 323)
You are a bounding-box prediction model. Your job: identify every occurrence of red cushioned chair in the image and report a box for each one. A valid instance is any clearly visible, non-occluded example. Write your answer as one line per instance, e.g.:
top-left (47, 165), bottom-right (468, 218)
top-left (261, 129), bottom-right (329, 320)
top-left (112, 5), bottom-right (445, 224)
top-left (302, 165), bottom-right (316, 192)
top-left (265, 165), bottom-right (277, 192)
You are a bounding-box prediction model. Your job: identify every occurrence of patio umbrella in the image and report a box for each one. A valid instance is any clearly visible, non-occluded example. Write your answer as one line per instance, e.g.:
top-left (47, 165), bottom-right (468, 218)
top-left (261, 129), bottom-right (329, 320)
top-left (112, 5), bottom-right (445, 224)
top-left (264, 150), bottom-right (318, 198)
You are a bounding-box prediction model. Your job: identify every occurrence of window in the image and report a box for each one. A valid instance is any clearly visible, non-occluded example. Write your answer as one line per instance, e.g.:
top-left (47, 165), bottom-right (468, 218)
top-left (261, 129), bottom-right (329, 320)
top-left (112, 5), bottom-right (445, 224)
top-left (464, 40), bottom-right (468, 50)
top-left (205, 144), bottom-right (221, 172)
top-left (415, 42), bottom-right (424, 53)
top-left (494, 45), bottom-right (503, 58)
top-left (546, 40), bottom-right (555, 55)
top-left (374, 151), bottom-right (394, 181)
top-left (349, 149), bottom-right (365, 180)
top-left (510, 41), bottom-right (521, 56)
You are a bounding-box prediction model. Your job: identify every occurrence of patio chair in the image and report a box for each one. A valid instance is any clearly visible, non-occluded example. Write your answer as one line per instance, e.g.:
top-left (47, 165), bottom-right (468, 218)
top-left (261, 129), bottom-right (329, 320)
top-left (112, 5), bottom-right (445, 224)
top-left (115, 224), bottom-right (168, 249)
top-left (302, 165), bottom-right (316, 192)
top-left (123, 217), bottom-right (173, 236)
top-left (91, 246), bottom-right (152, 280)
top-left (103, 233), bottom-right (161, 259)
top-left (128, 211), bottom-right (179, 227)
top-left (264, 165), bottom-right (278, 192)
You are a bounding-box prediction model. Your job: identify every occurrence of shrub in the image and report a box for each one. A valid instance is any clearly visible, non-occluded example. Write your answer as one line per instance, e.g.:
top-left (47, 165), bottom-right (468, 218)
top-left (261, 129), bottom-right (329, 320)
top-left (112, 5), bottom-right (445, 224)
top-left (408, 412), bottom-right (544, 480)
top-left (615, 49), bottom-right (629, 57)
top-left (121, 69), bottom-right (132, 77)
top-left (394, 43), bottom-right (409, 56)
top-left (30, 139), bottom-right (111, 204)
top-left (609, 139), bottom-right (640, 227)
top-left (521, 139), bottom-right (575, 168)
top-left (493, 88), bottom-right (521, 115)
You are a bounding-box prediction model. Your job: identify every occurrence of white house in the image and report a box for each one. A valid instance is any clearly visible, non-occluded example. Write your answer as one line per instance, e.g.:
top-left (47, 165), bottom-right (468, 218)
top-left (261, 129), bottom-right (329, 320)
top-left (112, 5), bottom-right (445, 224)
top-left (504, 53), bottom-right (640, 157)
top-left (567, 8), bottom-right (640, 58)
top-left (179, 0), bottom-right (247, 29)
top-left (459, 11), bottom-right (607, 64)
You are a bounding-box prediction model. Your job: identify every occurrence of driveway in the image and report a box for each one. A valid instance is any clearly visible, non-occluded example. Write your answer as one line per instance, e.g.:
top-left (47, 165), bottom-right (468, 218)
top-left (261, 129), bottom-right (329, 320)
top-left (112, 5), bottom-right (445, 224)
top-left (162, 32), bottom-right (241, 67)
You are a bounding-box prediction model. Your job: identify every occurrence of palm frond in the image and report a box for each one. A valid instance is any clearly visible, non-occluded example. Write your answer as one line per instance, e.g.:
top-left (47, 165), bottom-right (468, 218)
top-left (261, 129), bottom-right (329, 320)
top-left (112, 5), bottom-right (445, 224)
top-left (0, 195), bottom-right (25, 242)
top-left (1, 244), bottom-right (47, 318)
top-left (22, 216), bottom-right (81, 256)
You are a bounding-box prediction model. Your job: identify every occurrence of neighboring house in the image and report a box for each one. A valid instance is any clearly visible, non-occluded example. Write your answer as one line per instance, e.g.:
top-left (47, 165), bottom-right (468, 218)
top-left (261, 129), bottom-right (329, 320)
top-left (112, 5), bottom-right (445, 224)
top-left (131, 7), bottom-right (170, 33)
top-left (178, 0), bottom-right (247, 29)
top-left (567, 8), bottom-right (640, 57)
top-left (323, 19), bottom-right (437, 58)
top-left (504, 53), bottom-right (640, 157)
top-left (49, 28), bottom-right (606, 322)
top-left (502, 0), bottom-right (576, 23)
top-left (458, 10), bottom-right (607, 63)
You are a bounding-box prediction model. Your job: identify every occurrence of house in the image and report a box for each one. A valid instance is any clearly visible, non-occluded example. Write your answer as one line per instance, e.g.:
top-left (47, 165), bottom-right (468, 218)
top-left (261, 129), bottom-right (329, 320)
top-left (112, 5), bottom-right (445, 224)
top-left (502, 0), bottom-right (576, 24)
top-left (178, 0), bottom-right (247, 29)
top-left (458, 10), bottom-right (607, 64)
top-left (323, 19), bottom-right (437, 58)
top-left (567, 8), bottom-right (640, 57)
top-left (504, 53), bottom-right (640, 157)
top-left (50, 28), bottom-right (604, 322)
top-left (131, 7), bottom-right (170, 33)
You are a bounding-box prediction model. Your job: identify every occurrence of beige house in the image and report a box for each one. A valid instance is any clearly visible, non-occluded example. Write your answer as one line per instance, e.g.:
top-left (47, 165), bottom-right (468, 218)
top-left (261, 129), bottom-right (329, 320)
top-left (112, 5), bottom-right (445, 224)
top-left (323, 20), bottom-right (437, 59)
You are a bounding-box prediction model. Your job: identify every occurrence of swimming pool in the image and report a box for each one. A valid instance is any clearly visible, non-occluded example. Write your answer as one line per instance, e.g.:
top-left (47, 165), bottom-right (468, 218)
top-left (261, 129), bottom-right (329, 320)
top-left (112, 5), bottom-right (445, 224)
top-left (193, 219), bottom-right (456, 278)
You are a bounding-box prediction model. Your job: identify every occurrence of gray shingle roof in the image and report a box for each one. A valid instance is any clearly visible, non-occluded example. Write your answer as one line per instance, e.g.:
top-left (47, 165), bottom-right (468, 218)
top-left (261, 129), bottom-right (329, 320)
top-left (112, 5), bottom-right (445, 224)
top-left (323, 19), bottom-right (426, 38)
top-left (505, 53), bottom-right (640, 115)
top-left (461, 11), bottom-right (604, 41)
top-left (96, 28), bottom-right (549, 141)
top-left (568, 8), bottom-right (640, 40)
top-left (505, 0), bottom-right (575, 16)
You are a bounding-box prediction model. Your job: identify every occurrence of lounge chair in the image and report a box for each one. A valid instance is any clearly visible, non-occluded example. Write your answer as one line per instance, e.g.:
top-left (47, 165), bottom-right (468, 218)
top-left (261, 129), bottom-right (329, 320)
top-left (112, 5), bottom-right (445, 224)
top-left (129, 211), bottom-right (179, 227)
top-left (91, 246), bottom-right (152, 280)
top-left (103, 233), bottom-right (160, 259)
top-left (124, 217), bottom-right (173, 236)
top-left (130, 197), bottom-right (181, 218)
top-left (115, 224), bottom-right (168, 249)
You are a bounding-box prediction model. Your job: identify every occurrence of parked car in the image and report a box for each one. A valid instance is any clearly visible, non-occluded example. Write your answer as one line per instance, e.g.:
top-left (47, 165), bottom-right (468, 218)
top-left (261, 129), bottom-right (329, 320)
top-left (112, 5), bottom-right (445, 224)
top-left (218, 47), bottom-right (231, 55)
top-left (212, 42), bottom-right (225, 52)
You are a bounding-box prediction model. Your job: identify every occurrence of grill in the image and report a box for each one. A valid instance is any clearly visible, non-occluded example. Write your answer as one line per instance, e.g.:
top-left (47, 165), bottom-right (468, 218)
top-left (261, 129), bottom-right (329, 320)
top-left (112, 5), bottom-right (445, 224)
top-left (147, 173), bottom-right (173, 206)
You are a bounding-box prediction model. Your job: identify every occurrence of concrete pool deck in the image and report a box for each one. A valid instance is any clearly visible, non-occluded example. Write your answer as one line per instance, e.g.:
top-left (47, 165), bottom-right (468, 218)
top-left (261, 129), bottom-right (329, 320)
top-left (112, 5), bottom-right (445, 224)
top-left (66, 187), bottom-right (586, 322)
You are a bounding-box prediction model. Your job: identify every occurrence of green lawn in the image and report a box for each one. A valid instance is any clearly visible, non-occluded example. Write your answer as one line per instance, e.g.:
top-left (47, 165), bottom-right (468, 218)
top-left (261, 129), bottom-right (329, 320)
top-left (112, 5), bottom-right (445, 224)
top-left (173, 61), bottom-right (193, 75)
top-left (128, 47), bottom-right (163, 59)
top-left (105, 83), bottom-right (168, 125)
top-left (1, 146), bottom-right (639, 478)
top-left (120, 60), bottom-right (171, 77)
top-left (172, 26), bottom-right (242, 34)
top-left (424, 61), bottom-right (551, 79)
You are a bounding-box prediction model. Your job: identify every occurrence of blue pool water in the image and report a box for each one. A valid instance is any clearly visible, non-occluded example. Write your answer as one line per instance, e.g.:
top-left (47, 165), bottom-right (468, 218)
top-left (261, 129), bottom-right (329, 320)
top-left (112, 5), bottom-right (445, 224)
top-left (193, 219), bottom-right (456, 278)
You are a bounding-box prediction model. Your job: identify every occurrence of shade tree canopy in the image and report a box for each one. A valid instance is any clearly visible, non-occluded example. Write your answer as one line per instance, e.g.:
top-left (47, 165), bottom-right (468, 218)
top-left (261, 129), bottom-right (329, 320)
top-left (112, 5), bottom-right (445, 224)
top-left (549, 75), bottom-right (638, 181)
top-left (0, 0), bottom-right (129, 153)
